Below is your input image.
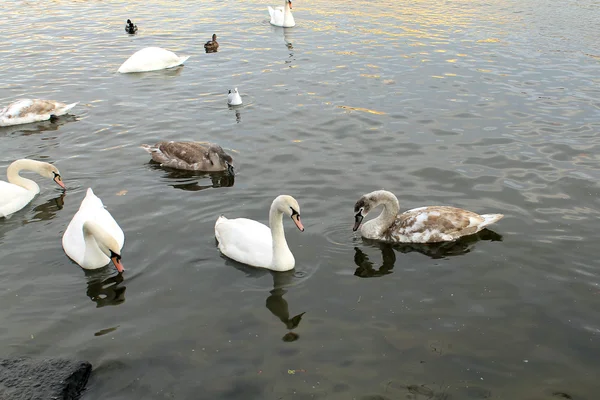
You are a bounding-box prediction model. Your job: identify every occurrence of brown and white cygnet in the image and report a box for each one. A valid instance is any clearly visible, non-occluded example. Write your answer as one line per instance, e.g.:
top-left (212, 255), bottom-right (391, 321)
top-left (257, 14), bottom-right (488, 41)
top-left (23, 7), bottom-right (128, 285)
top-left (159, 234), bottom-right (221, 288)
top-left (353, 190), bottom-right (503, 243)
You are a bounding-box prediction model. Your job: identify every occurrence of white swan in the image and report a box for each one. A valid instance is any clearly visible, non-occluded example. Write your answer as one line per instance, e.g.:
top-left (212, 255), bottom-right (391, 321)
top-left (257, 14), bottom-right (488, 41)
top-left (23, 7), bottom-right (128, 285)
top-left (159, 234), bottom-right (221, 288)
top-left (353, 190), bottom-right (504, 243)
top-left (215, 195), bottom-right (304, 271)
top-left (118, 47), bottom-right (190, 73)
top-left (62, 188), bottom-right (125, 273)
top-left (268, 0), bottom-right (295, 28)
top-left (0, 159), bottom-right (65, 218)
top-left (227, 88), bottom-right (242, 106)
top-left (0, 99), bottom-right (78, 127)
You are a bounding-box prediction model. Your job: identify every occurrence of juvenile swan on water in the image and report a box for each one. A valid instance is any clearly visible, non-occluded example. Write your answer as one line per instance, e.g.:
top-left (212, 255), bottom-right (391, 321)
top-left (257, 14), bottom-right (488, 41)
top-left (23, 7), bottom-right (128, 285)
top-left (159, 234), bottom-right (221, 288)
top-left (268, 0), bottom-right (295, 27)
top-left (141, 141), bottom-right (234, 173)
top-left (353, 190), bottom-right (503, 243)
top-left (0, 159), bottom-right (65, 218)
top-left (62, 188), bottom-right (125, 273)
top-left (0, 99), bottom-right (78, 127)
top-left (215, 195), bottom-right (304, 271)
top-left (118, 47), bottom-right (190, 73)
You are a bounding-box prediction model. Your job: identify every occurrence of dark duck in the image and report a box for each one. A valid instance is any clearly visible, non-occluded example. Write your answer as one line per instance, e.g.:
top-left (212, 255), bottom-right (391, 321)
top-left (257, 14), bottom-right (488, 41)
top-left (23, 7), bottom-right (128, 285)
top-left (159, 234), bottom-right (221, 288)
top-left (125, 19), bottom-right (138, 34)
top-left (204, 34), bottom-right (219, 53)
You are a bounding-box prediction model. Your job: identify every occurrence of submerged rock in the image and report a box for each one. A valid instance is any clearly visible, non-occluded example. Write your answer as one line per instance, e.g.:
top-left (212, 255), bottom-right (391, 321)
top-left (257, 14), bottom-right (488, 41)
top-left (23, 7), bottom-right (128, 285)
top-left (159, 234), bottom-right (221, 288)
top-left (0, 358), bottom-right (92, 400)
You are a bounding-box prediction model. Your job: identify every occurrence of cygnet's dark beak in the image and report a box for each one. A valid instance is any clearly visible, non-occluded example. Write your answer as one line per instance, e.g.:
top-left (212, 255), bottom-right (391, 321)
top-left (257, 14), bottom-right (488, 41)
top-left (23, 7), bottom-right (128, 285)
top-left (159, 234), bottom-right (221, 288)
top-left (353, 212), bottom-right (364, 232)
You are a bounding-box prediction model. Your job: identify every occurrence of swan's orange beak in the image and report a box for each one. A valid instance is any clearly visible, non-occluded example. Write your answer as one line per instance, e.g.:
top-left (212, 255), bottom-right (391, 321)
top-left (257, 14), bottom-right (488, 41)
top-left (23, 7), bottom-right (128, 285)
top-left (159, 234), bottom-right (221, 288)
top-left (292, 214), bottom-right (304, 232)
top-left (111, 255), bottom-right (124, 273)
top-left (53, 174), bottom-right (66, 189)
top-left (288, 0), bottom-right (292, 8)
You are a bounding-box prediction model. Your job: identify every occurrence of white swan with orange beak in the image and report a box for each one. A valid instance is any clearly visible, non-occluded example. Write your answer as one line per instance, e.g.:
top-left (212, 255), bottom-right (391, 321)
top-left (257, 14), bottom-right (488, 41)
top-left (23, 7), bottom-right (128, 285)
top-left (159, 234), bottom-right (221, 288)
top-left (62, 188), bottom-right (125, 273)
top-left (215, 195), bottom-right (304, 271)
top-left (268, 0), bottom-right (295, 27)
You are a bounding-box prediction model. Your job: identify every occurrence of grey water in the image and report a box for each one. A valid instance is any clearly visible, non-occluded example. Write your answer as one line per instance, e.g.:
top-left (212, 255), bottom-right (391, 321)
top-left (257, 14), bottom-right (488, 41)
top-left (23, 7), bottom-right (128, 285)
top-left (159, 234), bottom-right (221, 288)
top-left (1, 0), bottom-right (599, 398)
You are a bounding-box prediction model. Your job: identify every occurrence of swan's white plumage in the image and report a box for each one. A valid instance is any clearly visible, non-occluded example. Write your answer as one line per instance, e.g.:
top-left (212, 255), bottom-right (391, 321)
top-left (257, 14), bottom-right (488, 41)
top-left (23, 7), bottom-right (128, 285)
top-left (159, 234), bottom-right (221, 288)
top-left (268, 0), bottom-right (295, 27)
top-left (118, 47), bottom-right (190, 73)
top-left (215, 216), bottom-right (275, 267)
top-left (0, 99), bottom-right (78, 127)
top-left (0, 159), bottom-right (63, 218)
top-left (62, 188), bottom-right (124, 269)
top-left (0, 181), bottom-right (36, 218)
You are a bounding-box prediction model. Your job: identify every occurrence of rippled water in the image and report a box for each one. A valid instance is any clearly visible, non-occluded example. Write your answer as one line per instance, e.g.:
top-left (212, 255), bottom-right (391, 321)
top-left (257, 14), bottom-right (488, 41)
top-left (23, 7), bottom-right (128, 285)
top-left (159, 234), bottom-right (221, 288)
top-left (1, 0), bottom-right (599, 398)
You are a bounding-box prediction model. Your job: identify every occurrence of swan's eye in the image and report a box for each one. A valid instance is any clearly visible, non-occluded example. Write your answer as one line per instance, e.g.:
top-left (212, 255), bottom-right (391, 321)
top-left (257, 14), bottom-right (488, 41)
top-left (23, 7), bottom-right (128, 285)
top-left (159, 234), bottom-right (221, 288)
top-left (110, 250), bottom-right (121, 261)
top-left (290, 207), bottom-right (299, 216)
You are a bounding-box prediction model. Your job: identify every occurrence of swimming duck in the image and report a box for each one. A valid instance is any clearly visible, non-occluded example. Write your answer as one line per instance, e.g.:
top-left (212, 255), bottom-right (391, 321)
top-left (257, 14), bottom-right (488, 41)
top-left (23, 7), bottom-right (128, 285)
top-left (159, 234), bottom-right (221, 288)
top-left (204, 33), bottom-right (219, 53)
top-left (125, 19), bottom-right (138, 34)
top-left (0, 99), bottom-right (78, 127)
top-left (353, 190), bottom-right (504, 243)
top-left (268, 0), bottom-right (295, 27)
top-left (62, 188), bottom-right (125, 273)
top-left (118, 47), bottom-right (190, 73)
top-left (227, 88), bottom-right (242, 106)
top-left (141, 141), bottom-right (234, 173)
top-left (0, 159), bottom-right (66, 217)
top-left (215, 195), bottom-right (304, 271)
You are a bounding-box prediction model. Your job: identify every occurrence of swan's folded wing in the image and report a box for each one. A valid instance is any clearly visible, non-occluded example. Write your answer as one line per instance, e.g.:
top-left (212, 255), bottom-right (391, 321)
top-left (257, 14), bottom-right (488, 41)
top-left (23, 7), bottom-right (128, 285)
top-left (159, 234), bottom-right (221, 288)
top-left (215, 218), bottom-right (273, 268)
top-left (393, 206), bottom-right (487, 242)
top-left (156, 142), bottom-right (210, 165)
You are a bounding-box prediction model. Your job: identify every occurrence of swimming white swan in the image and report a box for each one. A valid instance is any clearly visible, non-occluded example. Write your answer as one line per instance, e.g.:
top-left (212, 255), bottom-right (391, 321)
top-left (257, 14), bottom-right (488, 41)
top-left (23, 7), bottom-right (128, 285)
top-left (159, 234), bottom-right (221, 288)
top-left (141, 141), bottom-right (234, 173)
top-left (0, 159), bottom-right (65, 218)
top-left (227, 88), bottom-right (242, 106)
top-left (268, 0), bottom-right (295, 28)
top-left (0, 99), bottom-right (78, 127)
top-left (62, 188), bottom-right (125, 273)
top-left (118, 47), bottom-right (190, 73)
top-left (353, 190), bottom-right (504, 243)
top-left (215, 195), bottom-right (304, 271)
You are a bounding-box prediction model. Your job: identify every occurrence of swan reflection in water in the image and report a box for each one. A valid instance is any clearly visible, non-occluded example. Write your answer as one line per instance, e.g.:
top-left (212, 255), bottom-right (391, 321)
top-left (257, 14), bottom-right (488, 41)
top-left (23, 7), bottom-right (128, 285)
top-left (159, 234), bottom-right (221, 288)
top-left (354, 229), bottom-right (503, 278)
top-left (22, 192), bottom-right (66, 225)
top-left (148, 163), bottom-right (235, 192)
top-left (0, 114), bottom-right (78, 137)
top-left (231, 264), bottom-right (306, 341)
top-left (85, 269), bottom-right (126, 308)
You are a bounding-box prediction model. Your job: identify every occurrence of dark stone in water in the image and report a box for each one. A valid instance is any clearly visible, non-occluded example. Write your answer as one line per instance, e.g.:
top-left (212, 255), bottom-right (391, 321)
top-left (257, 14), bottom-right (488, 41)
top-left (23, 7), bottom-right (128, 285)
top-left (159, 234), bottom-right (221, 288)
top-left (0, 358), bottom-right (92, 400)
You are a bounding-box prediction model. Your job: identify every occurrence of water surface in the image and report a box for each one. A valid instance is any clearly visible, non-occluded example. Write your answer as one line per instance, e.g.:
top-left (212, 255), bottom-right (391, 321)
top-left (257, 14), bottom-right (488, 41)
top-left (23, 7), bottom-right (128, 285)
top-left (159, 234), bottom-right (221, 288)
top-left (1, 0), bottom-right (599, 399)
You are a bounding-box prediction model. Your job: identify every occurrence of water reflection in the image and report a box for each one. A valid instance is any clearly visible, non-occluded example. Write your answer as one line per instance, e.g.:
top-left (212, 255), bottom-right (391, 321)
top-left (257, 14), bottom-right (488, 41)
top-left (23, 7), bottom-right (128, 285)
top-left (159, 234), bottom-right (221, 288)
top-left (231, 264), bottom-right (306, 341)
top-left (267, 271), bottom-right (306, 342)
top-left (354, 229), bottom-right (503, 277)
top-left (354, 246), bottom-right (395, 278)
top-left (283, 29), bottom-right (294, 51)
top-left (0, 114), bottom-right (78, 137)
top-left (148, 163), bottom-right (235, 191)
top-left (85, 270), bottom-right (126, 308)
top-left (22, 193), bottom-right (66, 225)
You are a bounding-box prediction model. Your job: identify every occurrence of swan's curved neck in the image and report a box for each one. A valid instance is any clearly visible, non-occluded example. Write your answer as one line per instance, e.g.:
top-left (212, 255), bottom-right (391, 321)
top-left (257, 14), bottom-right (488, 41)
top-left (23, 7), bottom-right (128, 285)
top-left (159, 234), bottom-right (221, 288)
top-left (363, 192), bottom-right (400, 238)
top-left (82, 221), bottom-right (111, 261)
top-left (269, 202), bottom-right (293, 271)
top-left (6, 159), bottom-right (44, 194)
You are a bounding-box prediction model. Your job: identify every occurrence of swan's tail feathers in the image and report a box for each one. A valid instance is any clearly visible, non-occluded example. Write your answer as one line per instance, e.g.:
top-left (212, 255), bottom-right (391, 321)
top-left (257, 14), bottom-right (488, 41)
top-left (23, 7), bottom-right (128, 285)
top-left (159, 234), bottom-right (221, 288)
top-left (268, 6), bottom-right (275, 18)
top-left (480, 213), bottom-right (504, 228)
top-left (60, 102), bottom-right (78, 115)
top-left (215, 215), bottom-right (228, 226)
top-left (177, 56), bottom-right (190, 66)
